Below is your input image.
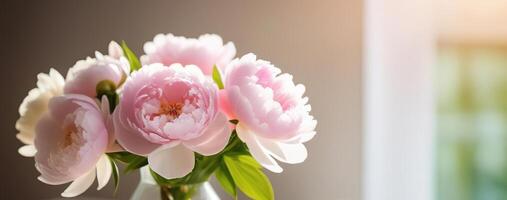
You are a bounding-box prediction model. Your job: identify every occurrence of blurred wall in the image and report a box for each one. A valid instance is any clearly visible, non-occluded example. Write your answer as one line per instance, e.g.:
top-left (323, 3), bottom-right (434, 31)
top-left (0, 0), bottom-right (363, 199)
top-left (437, 0), bottom-right (507, 44)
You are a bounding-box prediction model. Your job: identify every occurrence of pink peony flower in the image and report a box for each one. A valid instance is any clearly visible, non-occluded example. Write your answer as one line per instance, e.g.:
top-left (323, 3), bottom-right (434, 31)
top-left (35, 94), bottom-right (112, 197)
top-left (113, 63), bottom-right (231, 179)
top-left (64, 41), bottom-right (129, 98)
top-left (140, 33), bottom-right (236, 75)
top-left (220, 53), bottom-right (317, 173)
top-left (16, 69), bottom-right (65, 157)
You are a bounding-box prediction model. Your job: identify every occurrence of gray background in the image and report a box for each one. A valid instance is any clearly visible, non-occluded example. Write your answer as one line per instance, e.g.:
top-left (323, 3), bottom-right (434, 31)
top-left (0, 0), bottom-right (362, 199)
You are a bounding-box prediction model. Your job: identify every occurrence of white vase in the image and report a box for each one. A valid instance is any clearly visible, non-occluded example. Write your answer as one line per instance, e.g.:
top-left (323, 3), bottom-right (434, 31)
top-left (130, 166), bottom-right (220, 200)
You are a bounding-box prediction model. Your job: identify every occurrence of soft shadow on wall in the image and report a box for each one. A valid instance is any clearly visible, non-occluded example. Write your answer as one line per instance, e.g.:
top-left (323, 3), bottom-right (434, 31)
top-left (0, 0), bottom-right (362, 199)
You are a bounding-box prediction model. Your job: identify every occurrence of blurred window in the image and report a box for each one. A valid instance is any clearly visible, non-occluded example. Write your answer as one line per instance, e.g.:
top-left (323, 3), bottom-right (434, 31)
top-left (436, 43), bottom-right (507, 200)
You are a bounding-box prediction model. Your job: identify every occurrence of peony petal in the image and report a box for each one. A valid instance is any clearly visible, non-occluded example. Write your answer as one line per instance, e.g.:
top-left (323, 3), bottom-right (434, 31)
top-left (299, 131), bottom-right (316, 143)
top-left (18, 144), bottom-right (37, 157)
top-left (108, 41), bottom-right (123, 59)
top-left (35, 115), bottom-right (76, 185)
top-left (148, 143), bottom-right (195, 179)
top-left (64, 55), bottom-right (126, 98)
top-left (227, 86), bottom-right (258, 130)
top-left (16, 132), bottom-right (34, 145)
top-left (218, 90), bottom-right (236, 120)
top-left (47, 95), bottom-right (87, 121)
top-left (236, 123), bottom-right (283, 173)
top-left (284, 131), bottom-right (316, 144)
top-left (113, 106), bottom-right (160, 156)
top-left (100, 95), bottom-right (110, 116)
top-left (258, 138), bottom-right (308, 164)
top-left (183, 112), bottom-right (231, 156)
top-left (141, 33), bottom-right (236, 75)
top-left (37, 73), bottom-right (57, 91)
top-left (61, 169), bottom-right (96, 198)
top-left (99, 96), bottom-right (118, 151)
top-left (15, 68), bottom-right (64, 146)
top-left (95, 155), bottom-right (112, 190)
top-left (106, 142), bottom-right (124, 153)
top-left (35, 95), bottom-right (109, 186)
top-left (38, 176), bottom-right (58, 185)
top-left (218, 42), bottom-right (237, 72)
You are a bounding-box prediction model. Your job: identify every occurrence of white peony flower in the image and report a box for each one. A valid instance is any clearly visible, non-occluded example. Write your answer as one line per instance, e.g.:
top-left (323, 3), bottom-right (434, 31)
top-left (16, 68), bottom-right (65, 157)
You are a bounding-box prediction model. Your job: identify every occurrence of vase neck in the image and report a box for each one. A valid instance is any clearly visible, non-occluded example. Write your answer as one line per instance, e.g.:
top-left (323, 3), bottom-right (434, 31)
top-left (139, 166), bottom-right (157, 184)
top-left (135, 166), bottom-right (220, 200)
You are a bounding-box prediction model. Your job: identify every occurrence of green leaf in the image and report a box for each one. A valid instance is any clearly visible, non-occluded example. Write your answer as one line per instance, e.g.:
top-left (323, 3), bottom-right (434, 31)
top-left (107, 152), bottom-right (148, 173)
top-left (224, 154), bottom-right (274, 200)
top-left (107, 156), bottom-right (120, 194)
top-left (121, 41), bottom-right (141, 73)
top-left (107, 151), bottom-right (143, 163)
top-left (215, 162), bottom-right (237, 198)
top-left (124, 156), bottom-right (148, 173)
top-left (212, 65), bottom-right (224, 89)
top-left (234, 153), bottom-right (261, 169)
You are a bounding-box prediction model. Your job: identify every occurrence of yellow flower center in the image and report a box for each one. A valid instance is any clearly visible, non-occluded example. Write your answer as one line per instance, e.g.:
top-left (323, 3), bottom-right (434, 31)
top-left (61, 124), bottom-right (78, 148)
top-left (157, 101), bottom-right (184, 119)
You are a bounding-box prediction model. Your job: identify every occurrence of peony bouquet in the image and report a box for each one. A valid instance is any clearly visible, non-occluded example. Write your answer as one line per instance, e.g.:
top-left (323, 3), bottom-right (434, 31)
top-left (15, 33), bottom-right (316, 200)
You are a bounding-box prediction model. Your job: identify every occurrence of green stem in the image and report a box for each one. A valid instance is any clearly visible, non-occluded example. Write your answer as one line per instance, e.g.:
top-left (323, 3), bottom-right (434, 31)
top-left (160, 185), bottom-right (171, 200)
top-left (221, 133), bottom-right (242, 153)
top-left (160, 184), bottom-right (199, 200)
